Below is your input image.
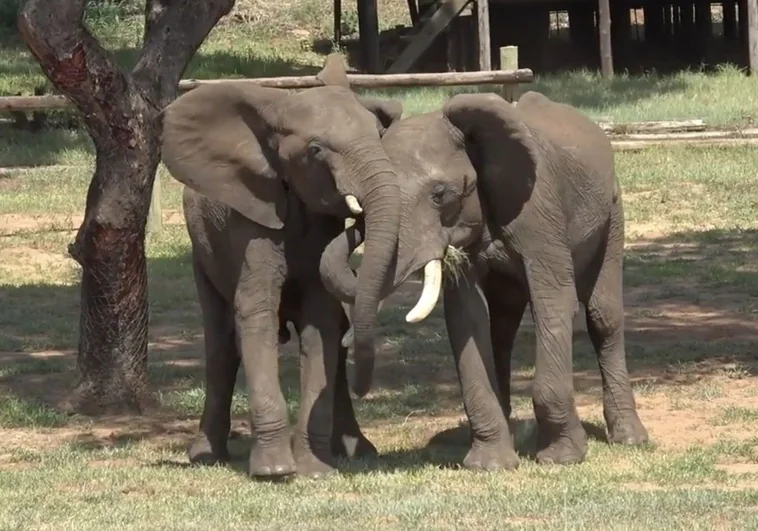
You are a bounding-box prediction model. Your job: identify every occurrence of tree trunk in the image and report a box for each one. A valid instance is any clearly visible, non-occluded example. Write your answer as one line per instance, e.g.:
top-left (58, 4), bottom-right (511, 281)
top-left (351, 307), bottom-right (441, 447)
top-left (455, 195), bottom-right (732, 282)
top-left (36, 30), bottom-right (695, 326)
top-left (18, 0), bottom-right (234, 415)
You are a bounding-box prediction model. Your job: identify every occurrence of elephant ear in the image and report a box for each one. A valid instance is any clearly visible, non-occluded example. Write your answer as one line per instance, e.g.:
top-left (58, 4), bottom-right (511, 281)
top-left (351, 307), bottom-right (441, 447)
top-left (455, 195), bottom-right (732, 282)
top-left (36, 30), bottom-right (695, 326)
top-left (359, 98), bottom-right (403, 134)
top-left (316, 53), bottom-right (351, 87)
top-left (443, 92), bottom-right (540, 201)
top-left (161, 83), bottom-right (288, 229)
top-left (315, 53), bottom-right (403, 134)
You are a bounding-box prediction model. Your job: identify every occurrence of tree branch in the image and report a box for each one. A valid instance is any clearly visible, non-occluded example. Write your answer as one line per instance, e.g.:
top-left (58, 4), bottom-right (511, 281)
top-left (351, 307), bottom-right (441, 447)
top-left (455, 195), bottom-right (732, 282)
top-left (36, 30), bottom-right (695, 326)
top-left (133, 0), bottom-right (235, 108)
top-left (17, 0), bottom-right (142, 146)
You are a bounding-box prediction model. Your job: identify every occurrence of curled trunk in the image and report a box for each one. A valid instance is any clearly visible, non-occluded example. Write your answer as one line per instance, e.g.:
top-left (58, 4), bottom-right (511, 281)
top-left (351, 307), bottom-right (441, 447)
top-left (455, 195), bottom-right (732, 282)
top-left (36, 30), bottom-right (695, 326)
top-left (337, 163), bottom-right (400, 398)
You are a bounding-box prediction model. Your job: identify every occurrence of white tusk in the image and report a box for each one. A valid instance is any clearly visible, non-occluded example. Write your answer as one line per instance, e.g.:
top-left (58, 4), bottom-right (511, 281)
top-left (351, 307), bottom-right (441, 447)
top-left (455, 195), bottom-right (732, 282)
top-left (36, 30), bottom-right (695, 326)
top-left (348, 242), bottom-right (365, 270)
top-left (405, 260), bottom-right (442, 323)
top-left (345, 195), bottom-right (363, 214)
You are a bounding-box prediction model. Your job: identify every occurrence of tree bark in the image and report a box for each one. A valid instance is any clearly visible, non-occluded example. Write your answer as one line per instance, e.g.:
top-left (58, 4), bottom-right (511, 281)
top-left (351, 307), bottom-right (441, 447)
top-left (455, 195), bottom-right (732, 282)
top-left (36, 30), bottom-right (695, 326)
top-left (17, 0), bottom-right (234, 414)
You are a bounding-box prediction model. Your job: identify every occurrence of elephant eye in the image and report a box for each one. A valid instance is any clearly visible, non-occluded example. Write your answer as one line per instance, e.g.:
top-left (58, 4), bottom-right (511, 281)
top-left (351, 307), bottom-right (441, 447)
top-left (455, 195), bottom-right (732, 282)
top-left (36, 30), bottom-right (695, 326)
top-left (430, 182), bottom-right (454, 207)
top-left (308, 141), bottom-right (327, 160)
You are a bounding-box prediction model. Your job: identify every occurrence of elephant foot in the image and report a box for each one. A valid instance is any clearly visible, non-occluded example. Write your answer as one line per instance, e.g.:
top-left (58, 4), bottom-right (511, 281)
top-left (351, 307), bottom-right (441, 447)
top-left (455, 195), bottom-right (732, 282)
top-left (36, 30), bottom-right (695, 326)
top-left (295, 452), bottom-right (338, 479)
top-left (248, 442), bottom-right (296, 480)
top-left (463, 439), bottom-right (520, 471)
top-left (607, 412), bottom-right (649, 446)
top-left (536, 424), bottom-right (587, 466)
top-left (188, 434), bottom-right (229, 466)
top-left (332, 433), bottom-right (378, 460)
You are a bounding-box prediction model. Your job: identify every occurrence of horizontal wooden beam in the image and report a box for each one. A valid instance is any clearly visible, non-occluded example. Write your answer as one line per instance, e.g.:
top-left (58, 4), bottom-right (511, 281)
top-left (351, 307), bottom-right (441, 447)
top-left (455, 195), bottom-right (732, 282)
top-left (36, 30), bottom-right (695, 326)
top-left (597, 119), bottom-right (707, 134)
top-left (0, 69), bottom-right (534, 112)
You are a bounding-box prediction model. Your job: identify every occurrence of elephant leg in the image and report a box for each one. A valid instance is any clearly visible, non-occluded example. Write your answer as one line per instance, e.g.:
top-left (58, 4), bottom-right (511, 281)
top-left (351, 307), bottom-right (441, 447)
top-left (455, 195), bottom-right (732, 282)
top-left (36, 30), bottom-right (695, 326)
top-left (525, 255), bottom-right (587, 465)
top-left (235, 241), bottom-right (295, 479)
top-left (331, 320), bottom-right (378, 460)
top-left (189, 258), bottom-right (240, 465)
top-left (444, 264), bottom-right (519, 471)
top-left (484, 272), bottom-right (527, 421)
top-left (292, 284), bottom-right (343, 478)
top-left (584, 222), bottom-right (649, 446)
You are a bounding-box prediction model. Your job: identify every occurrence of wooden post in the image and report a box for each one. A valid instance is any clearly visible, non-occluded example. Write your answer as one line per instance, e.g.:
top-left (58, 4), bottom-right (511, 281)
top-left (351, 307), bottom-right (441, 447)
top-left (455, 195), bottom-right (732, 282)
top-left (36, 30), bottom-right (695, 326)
top-left (357, 0), bottom-right (381, 73)
top-left (749, 0), bottom-right (758, 73)
top-left (500, 45), bottom-right (518, 102)
top-left (723, 1), bottom-right (737, 40)
top-left (644, 3), bottom-right (664, 45)
top-left (662, 4), bottom-right (672, 44)
top-left (740, 0), bottom-right (748, 43)
top-left (334, 0), bottom-right (342, 44)
top-left (146, 177), bottom-right (162, 235)
top-left (407, 0), bottom-right (420, 26)
top-left (695, 0), bottom-right (712, 61)
top-left (610, 4), bottom-right (631, 69)
top-left (598, 0), bottom-right (614, 77)
top-left (476, 0), bottom-right (492, 70)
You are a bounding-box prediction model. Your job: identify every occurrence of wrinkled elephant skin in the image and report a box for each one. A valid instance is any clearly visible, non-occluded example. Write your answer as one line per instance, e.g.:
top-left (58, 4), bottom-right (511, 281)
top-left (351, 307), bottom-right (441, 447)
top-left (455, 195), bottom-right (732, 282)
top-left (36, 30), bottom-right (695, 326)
top-left (161, 55), bottom-right (399, 479)
top-left (321, 91), bottom-right (649, 470)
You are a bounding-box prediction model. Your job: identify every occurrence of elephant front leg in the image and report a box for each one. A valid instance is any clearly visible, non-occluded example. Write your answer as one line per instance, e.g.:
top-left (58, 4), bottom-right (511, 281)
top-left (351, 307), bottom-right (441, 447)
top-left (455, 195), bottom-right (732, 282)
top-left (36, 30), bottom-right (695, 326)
top-left (525, 256), bottom-right (587, 465)
top-left (292, 285), bottom-right (343, 478)
top-left (484, 272), bottom-right (528, 421)
top-left (235, 250), bottom-right (295, 479)
top-left (444, 265), bottom-right (519, 471)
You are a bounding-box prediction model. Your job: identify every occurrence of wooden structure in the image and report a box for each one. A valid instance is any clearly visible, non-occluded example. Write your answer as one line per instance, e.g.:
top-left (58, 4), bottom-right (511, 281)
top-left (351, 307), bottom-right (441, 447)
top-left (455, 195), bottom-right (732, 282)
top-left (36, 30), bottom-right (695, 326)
top-left (339, 0), bottom-right (758, 76)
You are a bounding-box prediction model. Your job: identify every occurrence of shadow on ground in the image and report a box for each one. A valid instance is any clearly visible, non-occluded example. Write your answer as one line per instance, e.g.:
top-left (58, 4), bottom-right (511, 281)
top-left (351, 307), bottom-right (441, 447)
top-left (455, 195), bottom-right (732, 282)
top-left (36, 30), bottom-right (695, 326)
top-left (1, 228), bottom-right (758, 450)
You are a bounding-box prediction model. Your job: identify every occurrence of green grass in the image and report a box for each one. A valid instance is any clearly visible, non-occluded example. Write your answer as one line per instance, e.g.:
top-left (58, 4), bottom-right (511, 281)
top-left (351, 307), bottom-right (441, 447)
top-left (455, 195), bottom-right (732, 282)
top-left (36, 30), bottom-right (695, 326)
top-left (3, 1), bottom-right (758, 528)
top-left (3, 141), bottom-right (758, 527)
top-left (3, 0), bottom-right (758, 168)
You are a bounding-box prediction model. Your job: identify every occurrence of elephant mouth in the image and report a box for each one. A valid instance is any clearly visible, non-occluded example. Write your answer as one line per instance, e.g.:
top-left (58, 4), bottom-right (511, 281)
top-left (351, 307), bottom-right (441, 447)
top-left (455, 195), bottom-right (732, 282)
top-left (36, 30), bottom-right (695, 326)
top-left (401, 244), bottom-right (469, 324)
top-left (347, 244), bottom-right (464, 325)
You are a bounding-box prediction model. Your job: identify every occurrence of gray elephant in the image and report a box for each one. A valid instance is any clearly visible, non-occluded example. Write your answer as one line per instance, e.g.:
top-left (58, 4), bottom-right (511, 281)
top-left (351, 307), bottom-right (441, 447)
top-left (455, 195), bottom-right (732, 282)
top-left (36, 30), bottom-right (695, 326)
top-left (160, 56), bottom-right (403, 479)
top-left (321, 90), bottom-right (649, 470)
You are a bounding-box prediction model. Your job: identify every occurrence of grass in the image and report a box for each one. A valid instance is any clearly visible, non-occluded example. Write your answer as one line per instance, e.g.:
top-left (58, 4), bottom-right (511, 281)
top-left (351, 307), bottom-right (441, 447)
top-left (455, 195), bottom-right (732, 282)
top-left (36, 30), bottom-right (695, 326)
top-left (3, 142), bottom-right (758, 527)
top-left (3, 1), bottom-right (758, 528)
top-left (3, 0), bottom-right (758, 168)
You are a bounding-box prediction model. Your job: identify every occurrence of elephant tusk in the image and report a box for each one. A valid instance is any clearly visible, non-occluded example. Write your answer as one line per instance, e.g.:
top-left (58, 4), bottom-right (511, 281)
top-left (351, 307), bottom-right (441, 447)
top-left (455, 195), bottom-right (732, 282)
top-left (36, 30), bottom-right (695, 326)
top-left (405, 259), bottom-right (442, 323)
top-left (348, 242), bottom-right (365, 270)
top-left (345, 195), bottom-right (363, 215)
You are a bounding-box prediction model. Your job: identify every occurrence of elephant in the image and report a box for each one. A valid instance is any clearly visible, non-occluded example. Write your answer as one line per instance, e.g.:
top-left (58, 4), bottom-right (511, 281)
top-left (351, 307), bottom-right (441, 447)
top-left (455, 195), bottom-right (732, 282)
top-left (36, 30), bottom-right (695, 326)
top-left (320, 90), bottom-right (649, 470)
top-left (160, 55), bottom-right (404, 479)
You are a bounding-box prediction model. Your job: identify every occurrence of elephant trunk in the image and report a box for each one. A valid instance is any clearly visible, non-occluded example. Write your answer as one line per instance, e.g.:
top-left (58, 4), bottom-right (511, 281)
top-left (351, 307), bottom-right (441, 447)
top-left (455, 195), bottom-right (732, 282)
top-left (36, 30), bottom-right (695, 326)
top-left (320, 224), bottom-right (364, 302)
top-left (349, 167), bottom-right (401, 398)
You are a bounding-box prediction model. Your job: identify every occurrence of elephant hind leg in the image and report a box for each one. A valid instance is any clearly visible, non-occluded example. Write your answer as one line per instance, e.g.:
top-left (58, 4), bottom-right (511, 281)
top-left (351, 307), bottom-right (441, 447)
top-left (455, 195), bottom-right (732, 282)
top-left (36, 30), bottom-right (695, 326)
top-left (484, 272), bottom-right (528, 421)
top-left (525, 252), bottom-right (587, 466)
top-left (584, 223), bottom-right (648, 446)
top-left (332, 315), bottom-right (378, 460)
top-left (190, 258), bottom-right (240, 465)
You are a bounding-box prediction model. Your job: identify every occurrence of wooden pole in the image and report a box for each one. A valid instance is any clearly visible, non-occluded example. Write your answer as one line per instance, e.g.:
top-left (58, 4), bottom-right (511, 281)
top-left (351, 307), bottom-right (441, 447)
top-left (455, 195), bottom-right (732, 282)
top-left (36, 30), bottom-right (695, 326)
top-left (598, 0), bottom-right (614, 77)
top-left (476, 0), bottom-right (492, 70)
top-left (357, 0), bottom-right (381, 73)
top-left (723, 1), bottom-right (737, 40)
top-left (749, 0), bottom-right (758, 73)
top-left (499, 46), bottom-right (518, 102)
top-left (334, 0), bottom-right (342, 45)
top-left (0, 69), bottom-right (536, 113)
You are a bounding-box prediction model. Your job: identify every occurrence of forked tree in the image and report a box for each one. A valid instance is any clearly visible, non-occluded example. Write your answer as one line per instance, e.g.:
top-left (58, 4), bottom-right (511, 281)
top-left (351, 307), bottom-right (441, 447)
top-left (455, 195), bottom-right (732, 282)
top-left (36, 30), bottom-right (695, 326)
top-left (17, 0), bottom-right (235, 414)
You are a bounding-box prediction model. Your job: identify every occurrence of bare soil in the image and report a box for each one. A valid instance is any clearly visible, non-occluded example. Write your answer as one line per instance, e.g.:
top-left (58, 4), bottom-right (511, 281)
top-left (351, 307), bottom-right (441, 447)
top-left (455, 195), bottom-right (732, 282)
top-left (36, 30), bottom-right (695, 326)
top-left (2, 225), bottom-right (758, 466)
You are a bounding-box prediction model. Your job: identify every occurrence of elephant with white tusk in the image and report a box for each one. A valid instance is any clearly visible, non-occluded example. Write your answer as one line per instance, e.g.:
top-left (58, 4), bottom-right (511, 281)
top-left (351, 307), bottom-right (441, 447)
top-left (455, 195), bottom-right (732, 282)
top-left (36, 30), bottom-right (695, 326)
top-left (161, 54), bottom-right (404, 480)
top-left (320, 90), bottom-right (649, 471)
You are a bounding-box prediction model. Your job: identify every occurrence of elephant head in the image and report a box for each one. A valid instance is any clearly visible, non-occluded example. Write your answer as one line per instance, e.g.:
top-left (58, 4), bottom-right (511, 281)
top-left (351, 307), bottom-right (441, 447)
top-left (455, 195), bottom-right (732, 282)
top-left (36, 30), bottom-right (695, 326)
top-left (161, 55), bottom-right (403, 398)
top-left (321, 91), bottom-right (573, 380)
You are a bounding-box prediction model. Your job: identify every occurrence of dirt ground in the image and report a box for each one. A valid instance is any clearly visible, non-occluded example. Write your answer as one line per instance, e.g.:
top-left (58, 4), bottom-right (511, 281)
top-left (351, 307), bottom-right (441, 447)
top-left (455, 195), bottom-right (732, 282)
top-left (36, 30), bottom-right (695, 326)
top-left (1, 213), bottom-right (757, 465)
